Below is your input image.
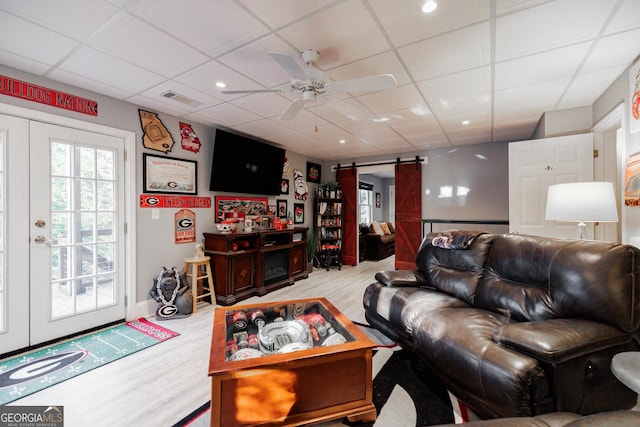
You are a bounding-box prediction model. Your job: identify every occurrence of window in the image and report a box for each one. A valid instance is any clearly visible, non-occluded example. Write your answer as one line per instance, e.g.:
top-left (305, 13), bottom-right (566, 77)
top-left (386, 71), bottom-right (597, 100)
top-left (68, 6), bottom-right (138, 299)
top-left (359, 182), bottom-right (373, 224)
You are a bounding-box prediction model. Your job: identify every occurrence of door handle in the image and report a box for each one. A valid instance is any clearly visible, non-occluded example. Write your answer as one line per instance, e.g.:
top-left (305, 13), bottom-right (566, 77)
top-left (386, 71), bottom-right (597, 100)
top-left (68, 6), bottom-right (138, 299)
top-left (33, 235), bottom-right (51, 246)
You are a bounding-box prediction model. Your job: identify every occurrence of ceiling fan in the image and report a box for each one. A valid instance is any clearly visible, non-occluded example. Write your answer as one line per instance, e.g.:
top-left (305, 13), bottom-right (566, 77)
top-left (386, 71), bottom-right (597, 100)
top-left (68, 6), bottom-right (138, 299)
top-left (221, 49), bottom-right (397, 121)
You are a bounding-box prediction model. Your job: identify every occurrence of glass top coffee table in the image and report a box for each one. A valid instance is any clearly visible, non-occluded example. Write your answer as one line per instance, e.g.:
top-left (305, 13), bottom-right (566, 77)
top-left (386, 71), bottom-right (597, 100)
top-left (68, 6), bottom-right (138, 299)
top-left (208, 297), bottom-right (377, 426)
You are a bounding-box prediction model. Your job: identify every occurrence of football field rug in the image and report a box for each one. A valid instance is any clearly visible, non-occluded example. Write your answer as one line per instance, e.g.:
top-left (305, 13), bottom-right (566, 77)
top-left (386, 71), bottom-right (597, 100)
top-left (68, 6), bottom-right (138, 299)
top-left (0, 318), bottom-right (179, 405)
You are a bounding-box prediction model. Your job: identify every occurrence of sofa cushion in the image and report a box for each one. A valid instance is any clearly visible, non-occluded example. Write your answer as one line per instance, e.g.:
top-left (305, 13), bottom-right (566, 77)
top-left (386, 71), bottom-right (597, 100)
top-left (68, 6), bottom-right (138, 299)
top-left (371, 221), bottom-right (385, 235)
top-left (416, 233), bottom-right (494, 305)
top-left (475, 234), bottom-right (640, 331)
top-left (363, 282), bottom-right (468, 340)
top-left (412, 307), bottom-right (550, 417)
top-left (360, 224), bottom-right (372, 234)
top-left (387, 222), bottom-right (395, 234)
top-left (379, 222), bottom-right (391, 235)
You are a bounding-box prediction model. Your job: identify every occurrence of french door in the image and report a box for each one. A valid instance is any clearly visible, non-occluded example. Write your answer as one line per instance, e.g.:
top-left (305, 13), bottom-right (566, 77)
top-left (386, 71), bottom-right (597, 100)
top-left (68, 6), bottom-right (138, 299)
top-left (1, 115), bottom-right (127, 353)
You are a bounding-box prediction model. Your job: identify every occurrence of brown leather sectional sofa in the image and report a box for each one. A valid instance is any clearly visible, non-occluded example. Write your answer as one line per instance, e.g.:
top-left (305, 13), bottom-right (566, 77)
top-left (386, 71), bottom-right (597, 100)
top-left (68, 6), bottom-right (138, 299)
top-left (363, 231), bottom-right (640, 419)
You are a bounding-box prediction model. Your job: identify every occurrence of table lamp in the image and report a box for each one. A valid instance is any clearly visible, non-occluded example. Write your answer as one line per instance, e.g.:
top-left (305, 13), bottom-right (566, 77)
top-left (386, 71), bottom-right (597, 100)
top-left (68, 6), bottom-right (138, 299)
top-left (545, 181), bottom-right (618, 239)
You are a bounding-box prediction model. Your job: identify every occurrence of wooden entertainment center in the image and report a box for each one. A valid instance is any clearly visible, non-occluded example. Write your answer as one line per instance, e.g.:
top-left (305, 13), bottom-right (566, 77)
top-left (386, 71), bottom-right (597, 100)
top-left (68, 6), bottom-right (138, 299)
top-left (203, 227), bottom-right (308, 306)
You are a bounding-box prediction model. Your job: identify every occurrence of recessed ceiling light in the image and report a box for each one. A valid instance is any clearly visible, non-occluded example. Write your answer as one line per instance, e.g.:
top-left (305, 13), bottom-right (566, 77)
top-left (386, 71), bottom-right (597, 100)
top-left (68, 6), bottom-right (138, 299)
top-left (215, 82), bottom-right (226, 88)
top-left (422, 0), bottom-right (438, 13)
top-left (462, 120), bottom-right (470, 125)
top-left (339, 139), bottom-right (346, 144)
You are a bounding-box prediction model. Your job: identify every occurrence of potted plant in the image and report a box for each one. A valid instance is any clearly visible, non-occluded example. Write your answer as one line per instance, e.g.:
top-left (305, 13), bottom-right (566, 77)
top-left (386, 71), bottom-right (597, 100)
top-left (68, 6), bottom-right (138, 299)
top-left (307, 231), bottom-right (319, 273)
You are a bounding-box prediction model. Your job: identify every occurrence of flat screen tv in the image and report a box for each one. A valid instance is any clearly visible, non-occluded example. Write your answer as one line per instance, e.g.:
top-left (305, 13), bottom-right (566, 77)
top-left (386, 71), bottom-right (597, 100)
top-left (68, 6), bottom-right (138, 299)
top-left (209, 129), bottom-right (285, 195)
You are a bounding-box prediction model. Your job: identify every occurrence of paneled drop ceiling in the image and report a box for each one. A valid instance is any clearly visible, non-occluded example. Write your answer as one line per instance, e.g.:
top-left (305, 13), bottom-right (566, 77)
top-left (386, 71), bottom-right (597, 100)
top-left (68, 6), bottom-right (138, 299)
top-left (0, 0), bottom-right (639, 161)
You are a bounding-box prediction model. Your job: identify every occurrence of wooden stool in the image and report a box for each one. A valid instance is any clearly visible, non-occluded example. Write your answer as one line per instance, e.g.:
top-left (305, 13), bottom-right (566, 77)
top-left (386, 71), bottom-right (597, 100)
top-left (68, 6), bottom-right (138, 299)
top-left (183, 256), bottom-right (214, 313)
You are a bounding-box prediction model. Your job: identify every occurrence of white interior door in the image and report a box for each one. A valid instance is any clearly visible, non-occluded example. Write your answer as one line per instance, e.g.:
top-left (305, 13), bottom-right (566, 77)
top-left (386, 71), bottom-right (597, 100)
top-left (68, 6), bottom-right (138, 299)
top-left (0, 114), bottom-right (30, 353)
top-left (509, 133), bottom-right (594, 238)
top-left (29, 121), bottom-right (127, 346)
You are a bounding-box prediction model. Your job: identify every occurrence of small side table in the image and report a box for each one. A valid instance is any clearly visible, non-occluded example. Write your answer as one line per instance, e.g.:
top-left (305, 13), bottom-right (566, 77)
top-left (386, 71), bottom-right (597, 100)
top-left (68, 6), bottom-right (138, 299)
top-left (184, 256), bottom-right (214, 313)
top-left (611, 352), bottom-right (640, 393)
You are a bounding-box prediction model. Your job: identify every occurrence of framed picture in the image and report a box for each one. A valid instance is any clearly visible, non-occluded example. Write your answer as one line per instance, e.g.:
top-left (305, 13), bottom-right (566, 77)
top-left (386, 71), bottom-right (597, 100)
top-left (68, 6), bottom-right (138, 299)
top-left (306, 161), bottom-right (321, 183)
top-left (214, 196), bottom-right (268, 222)
top-left (143, 153), bottom-right (197, 194)
top-left (280, 178), bottom-right (289, 195)
top-left (294, 203), bottom-right (304, 224)
top-left (376, 192), bottom-right (381, 208)
top-left (268, 204), bottom-right (276, 215)
top-left (630, 58), bottom-right (640, 134)
top-left (277, 199), bottom-right (288, 219)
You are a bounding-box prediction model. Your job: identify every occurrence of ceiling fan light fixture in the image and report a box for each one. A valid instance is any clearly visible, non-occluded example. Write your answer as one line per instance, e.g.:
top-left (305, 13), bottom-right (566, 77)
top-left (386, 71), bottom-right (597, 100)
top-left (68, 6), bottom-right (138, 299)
top-left (422, 0), bottom-right (438, 13)
top-left (302, 89), bottom-right (316, 101)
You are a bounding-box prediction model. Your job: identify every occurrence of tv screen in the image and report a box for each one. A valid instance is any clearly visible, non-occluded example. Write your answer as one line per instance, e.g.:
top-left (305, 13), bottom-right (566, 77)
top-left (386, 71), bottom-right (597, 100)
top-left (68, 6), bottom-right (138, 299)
top-left (209, 129), bottom-right (285, 195)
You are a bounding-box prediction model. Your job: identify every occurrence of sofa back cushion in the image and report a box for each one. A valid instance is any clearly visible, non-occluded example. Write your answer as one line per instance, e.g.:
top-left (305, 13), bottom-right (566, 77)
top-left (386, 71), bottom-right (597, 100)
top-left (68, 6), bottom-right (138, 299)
top-left (416, 232), bottom-right (494, 304)
top-left (475, 234), bottom-right (640, 332)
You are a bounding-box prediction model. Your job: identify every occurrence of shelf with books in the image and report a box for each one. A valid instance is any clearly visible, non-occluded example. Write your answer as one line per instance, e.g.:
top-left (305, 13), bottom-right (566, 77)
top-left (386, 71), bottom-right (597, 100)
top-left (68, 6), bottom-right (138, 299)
top-left (315, 185), bottom-right (343, 271)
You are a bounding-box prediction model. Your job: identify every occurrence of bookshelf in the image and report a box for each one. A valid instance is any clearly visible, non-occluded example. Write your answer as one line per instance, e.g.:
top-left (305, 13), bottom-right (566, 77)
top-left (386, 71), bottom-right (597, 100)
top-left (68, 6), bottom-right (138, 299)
top-left (315, 184), bottom-right (343, 270)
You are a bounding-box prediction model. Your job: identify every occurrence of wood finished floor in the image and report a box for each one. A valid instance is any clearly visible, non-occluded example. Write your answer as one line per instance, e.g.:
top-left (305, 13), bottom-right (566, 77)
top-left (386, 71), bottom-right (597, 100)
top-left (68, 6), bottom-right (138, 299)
top-left (5, 256), bottom-right (395, 427)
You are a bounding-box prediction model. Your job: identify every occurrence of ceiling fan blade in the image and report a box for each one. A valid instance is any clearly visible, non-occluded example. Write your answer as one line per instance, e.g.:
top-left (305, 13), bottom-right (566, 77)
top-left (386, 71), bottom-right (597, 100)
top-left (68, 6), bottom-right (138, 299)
top-left (221, 89), bottom-right (284, 95)
top-left (326, 74), bottom-right (397, 93)
top-left (279, 98), bottom-right (307, 120)
top-left (324, 98), bottom-right (368, 121)
top-left (269, 52), bottom-right (307, 81)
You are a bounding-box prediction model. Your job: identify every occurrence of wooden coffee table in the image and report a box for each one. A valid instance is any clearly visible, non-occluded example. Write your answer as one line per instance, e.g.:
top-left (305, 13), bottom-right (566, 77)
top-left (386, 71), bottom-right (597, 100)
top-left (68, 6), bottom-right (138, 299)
top-left (208, 297), bottom-right (377, 426)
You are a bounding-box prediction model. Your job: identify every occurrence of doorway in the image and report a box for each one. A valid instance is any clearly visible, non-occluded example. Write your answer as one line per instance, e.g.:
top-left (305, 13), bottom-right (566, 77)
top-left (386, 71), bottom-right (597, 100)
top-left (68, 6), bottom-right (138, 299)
top-left (0, 111), bottom-right (134, 355)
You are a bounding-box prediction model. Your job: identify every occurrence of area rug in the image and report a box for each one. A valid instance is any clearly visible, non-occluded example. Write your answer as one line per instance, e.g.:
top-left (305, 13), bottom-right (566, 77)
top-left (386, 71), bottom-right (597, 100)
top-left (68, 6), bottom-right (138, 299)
top-left (0, 318), bottom-right (179, 405)
top-left (174, 348), bottom-right (456, 427)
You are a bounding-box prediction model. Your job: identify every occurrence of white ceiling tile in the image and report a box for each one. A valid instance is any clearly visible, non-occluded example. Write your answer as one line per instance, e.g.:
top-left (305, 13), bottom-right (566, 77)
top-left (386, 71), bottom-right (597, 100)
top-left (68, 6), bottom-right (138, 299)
top-left (604, 0), bottom-right (640, 35)
top-left (370, 0), bottom-right (490, 47)
top-left (232, 93), bottom-right (294, 118)
top-left (58, 46), bottom-right (165, 93)
top-left (495, 0), bottom-right (550, 15)
top-left (189, 103), bottom-right (262, 126)
top-left (495, 0), bottom-right (617, 61)
top-left (276, 1), bottom-right (391, 69)
top-left (238, 0), bottom-right (334, 30)
top-left (218, 35), bottom-right (297, 88)
top-left (581, 29), bottom-right (640, 73)
top-left (0, 0), bottom-right (119, 40)
top-left (86, 13), bottom-right (209, 77)
top-left (176, 60), bottom-right (265, 100)
top-left (0, 11), bottom-right (77, 65)
top-left (495, 43), bottom-right (590, 90)
top-left (0, 51), bottom-right (51, 76)
top-left (127, 94), bottom-right (192, 117)
top-left (234, 118), bottom-right (297, 138)
top-left (419, 67), bottom-right (491, 123)
top-left (129, 0), bottom-right (270, 57)
top-left (326, 51), bottom-right (412, 87)
top-left (357, 84), bottom-right (425, 114)
top-left (558, 66), bottom-right (627, 109)
top-left (279, 109), bottom-right (329, 132)
top-left (399, 23), bottom-right (491, 81)
top-left (494, 78), bottom-right (570, 126)
top-left (48, 68), bottom-right (133, 100)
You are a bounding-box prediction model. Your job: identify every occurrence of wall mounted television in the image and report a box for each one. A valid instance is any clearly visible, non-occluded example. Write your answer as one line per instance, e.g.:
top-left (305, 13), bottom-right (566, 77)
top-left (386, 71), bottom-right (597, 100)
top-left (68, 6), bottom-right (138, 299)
top-left (209, 129), bottom-right (285, 195)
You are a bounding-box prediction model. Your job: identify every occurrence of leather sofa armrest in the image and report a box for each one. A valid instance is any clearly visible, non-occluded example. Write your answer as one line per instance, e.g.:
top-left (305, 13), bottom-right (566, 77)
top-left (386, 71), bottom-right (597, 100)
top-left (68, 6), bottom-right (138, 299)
top-left (493, 318), bottom-right (631, 364)
top-left (374, 270), bottom-right (428, 287)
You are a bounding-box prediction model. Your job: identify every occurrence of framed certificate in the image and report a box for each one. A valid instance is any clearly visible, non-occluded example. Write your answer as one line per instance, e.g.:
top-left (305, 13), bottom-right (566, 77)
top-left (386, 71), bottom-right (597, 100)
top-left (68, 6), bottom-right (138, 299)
top-left (143, 153), bottom-right (197, 195)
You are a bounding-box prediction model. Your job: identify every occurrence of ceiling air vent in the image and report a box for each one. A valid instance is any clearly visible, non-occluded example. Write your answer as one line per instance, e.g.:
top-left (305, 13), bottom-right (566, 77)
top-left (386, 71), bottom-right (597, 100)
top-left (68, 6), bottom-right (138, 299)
top-left (160, 90), bottom-right (202, 107)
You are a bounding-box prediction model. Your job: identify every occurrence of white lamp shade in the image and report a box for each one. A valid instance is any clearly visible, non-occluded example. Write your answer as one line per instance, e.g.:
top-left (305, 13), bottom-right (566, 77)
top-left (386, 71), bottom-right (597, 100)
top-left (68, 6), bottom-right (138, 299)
top-left (545, 182), bottom-right (618, 222)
